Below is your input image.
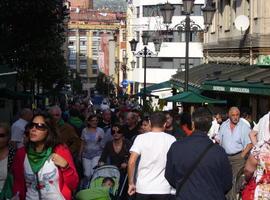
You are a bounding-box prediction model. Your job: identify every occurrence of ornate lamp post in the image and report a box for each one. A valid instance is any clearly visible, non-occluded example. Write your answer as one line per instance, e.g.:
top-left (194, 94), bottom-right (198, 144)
top-left (160, 0), bottom-right (215, 91)
top-left (114, 59), bottom-right (120, 88)
top-left (129, 32), bottom-right (161, 107)
top-left (130, 60), bottom-right (136, 70)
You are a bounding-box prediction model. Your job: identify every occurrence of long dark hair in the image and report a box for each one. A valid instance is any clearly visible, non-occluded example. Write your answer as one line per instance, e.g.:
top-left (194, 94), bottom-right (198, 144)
top-left (25, 113), bottom-right (60, 150)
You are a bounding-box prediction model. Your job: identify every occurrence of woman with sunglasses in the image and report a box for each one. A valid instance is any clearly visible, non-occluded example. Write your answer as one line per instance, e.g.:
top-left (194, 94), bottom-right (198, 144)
top-left (98, 123), bottom-right (131, 171)
top-left (12, 114), bottom-right (79, 200)
top-left (79, 114), bottom-right (105, 188)
top-left (98, 123), bottom-right (132, 199)
top-left (0, 123), bottom-right (16, 200)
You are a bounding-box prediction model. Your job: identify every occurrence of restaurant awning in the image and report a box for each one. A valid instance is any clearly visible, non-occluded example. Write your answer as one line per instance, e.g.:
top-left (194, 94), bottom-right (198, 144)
top-left (163, 91), bottom-right (227, 104)
top-left (172, 63), bottom-right (270, 96)
top-left (202, 80), bottom-right (270, 96)
top-left (143, 80), bottom-right (201, 94)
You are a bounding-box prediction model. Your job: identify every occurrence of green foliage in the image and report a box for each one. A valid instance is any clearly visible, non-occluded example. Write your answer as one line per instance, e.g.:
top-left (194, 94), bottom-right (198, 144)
top-left (95, 72), bottom-right (115, 97)
top-left (0, 0), bottom-right (68, 91)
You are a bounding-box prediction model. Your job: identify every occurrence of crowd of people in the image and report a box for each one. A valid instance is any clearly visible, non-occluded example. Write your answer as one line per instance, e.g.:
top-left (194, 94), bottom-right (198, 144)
top-left (0, 97), bottom-right (270, 200)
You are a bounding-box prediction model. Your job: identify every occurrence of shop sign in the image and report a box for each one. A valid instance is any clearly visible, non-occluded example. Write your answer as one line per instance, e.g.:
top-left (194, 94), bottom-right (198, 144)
top-left (230, 87), bottom-right (250, 93)
top-left (213, 86), bottom-right (225, 91)
top-left (212, 85), bottom-right (250, 93)
top-left (257, 55), bottom-right (270, 66)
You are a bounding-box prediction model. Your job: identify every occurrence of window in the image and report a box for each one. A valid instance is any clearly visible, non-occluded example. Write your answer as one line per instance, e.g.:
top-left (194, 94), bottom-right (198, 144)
top-left (80, 60), bottom-right (87, 66)
top-left (253, 0), bottom-right (258, 19)
top-left (68, 49), bottom-right (76, 59)
top-left (136, 6), bottom-right (140, 18)
top-left (136, 57), bottom-right (140, 68)
top-left (136, 31), bottom-right (140, 42)
top-left (143, 5), bottom-right (160, 17)
top-left (178, 32), bottom-right (199, 42)
top-left (92, 68), bottom-right (98, 74)
top-left (80, 49), bottom-right (87, 56)
top-left (223, 0), bottom-right (231, 31)
top-left (122, 30), bottom-right (126, 41)
top-left (173, 4), bottom-right (182, 16)
top-left (79, 30), bottom-right (87, 36)
top-left (68, 59), bottom-right (76, 66)
top-left (92, 60), bottom-right (98, 65)
top-left (243, 0), bottom-right (250, 16)
top-left (210, 2), bottom-right (217, 33)
top-left (191, 4), bottom-right (203, 16)
top-left (80, 40), bottom-right (86, 46)
top-left (68, 41), bottom-right (75, 46)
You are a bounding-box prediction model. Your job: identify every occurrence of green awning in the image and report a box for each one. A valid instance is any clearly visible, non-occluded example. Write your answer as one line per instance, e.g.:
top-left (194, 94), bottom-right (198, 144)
top-left (142, 80), bottom-right (201, 94)
top-left (0, 65), bottom-right (17, 89)
top-left (163, 91), bottom-right (227, 104)
top-left (132, 92), bottom-right (159, 98)
top-left (202, 80), bottom-right (270, 96)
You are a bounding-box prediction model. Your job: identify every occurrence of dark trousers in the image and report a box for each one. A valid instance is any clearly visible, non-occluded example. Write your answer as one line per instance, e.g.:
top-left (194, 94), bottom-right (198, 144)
top-left (135, 193), bottom-right (171, 200)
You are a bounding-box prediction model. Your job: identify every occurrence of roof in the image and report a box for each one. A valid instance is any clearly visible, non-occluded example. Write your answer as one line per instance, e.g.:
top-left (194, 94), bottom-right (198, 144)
top-left (163, 91), bottom-right (227, 104)
top-left (142, 80), bottom-right (201, 94)
top-left (172, 64), bottom-right (270, 96)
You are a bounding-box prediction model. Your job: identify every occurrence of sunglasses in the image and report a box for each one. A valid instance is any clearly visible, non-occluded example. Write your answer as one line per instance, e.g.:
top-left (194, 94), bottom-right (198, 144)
top-left (0, 133), bottom-right (7, 138)
top-left (29, 122), bottom-right (48, 131)
top-left (112, 130), bottom-right (123, 135)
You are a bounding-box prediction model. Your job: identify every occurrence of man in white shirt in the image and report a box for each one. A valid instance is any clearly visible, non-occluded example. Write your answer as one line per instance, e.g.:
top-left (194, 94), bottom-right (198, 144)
top-left (11, 108), bottom-right (33, 149)
top-left (208, 113), bottom-right (222, 140)
top-left (249, 112), bottom-right (269, 145)
top-left (128, 112), bottom-right (176, 200)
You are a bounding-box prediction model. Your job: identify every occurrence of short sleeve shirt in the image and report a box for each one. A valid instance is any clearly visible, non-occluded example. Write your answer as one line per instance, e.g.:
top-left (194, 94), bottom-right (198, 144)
top-left (130, 132), bottom-right (176, 194)
top-left (217, 119), bottom-right (251, 154)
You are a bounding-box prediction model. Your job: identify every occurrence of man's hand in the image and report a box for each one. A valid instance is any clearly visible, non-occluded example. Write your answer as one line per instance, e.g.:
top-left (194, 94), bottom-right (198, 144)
top-left (128, 183), bottom-right (136, 196)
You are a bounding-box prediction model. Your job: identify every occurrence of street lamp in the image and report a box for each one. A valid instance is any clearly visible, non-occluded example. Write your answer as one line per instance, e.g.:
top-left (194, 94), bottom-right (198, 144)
top-left (122, 55), bottom-right (129, 80)
top-left (160, 0), bottom-right (215, 91)
top-left (129, 32), bottom-right (161, 107)
top-left (114, 59), bottom-right (120, 88)
top-left (130, 60), bottom-right (136, 70)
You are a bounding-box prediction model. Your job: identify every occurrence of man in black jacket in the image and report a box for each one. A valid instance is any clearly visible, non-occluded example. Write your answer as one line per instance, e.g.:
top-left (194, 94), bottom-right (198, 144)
top-left (165, 107), bottom-right (232, 200)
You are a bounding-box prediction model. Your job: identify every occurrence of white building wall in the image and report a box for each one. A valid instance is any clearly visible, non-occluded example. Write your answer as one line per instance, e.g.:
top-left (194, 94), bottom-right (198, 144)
top-left (127, 0), bottom-right (205, 93)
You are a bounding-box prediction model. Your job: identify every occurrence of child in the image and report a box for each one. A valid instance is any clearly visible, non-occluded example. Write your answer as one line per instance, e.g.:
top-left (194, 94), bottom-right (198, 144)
top-left (76, 177), bottom-right (116, 200)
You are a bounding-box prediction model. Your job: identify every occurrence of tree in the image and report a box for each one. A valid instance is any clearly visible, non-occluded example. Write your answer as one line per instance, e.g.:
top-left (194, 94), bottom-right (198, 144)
top-left (0, 0), bottom-right (68, 92)
top-left (95, 72), bottom-right (115, 97)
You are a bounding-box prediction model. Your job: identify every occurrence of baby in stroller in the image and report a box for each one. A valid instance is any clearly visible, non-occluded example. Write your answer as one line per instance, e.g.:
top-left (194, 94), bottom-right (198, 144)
top-left (76, 165), bottom-right (121, 200)
top-left (76, 177), bottom-right (115, 200)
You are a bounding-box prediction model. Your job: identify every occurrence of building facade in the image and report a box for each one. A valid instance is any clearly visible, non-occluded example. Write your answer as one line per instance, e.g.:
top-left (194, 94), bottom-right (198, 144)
top-left (203, 0), bottom-right (270, 119)
top-left (204, 0), bottom-right (270, 65)
top-left (67, 8), bottom-right (126, 93)
top-left (68, 0), bottom-right (93, 9)
top-left (126, 0), bottom-right (205, 96)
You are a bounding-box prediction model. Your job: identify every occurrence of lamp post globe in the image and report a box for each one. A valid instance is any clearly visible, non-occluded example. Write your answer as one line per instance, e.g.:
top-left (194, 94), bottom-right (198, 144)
top-left (182, 0), bottom-right (195, 14)
top-left (130, 60), bottom-right (136, 69)
top-left (202, 3), bottom-right (216, 26)
top-left (160, 2), bottom-right (175, 25)
top-left (141, 32), bottom-right (150, 46)
top-left (153, 38), bottom-right (162, 52)
top-left (129, 39), bottom-right (138, 52)
top-left (123, 55), bottom-right (128, 65)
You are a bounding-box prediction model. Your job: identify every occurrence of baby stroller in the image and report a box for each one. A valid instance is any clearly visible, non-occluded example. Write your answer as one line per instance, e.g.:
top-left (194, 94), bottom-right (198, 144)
top-left (76, 165), bottom-right (121, 200)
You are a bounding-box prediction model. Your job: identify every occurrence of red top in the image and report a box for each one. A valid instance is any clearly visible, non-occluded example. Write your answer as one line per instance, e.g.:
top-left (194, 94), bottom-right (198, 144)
top-left (12, 144), bottom-right (79, 200)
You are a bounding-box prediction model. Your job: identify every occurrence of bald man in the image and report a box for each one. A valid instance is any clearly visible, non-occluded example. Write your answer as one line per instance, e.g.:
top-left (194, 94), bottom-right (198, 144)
top-left (49, 105), bottom-right (81, 155)
top-left (215, 107), bottom-right (252, 200)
